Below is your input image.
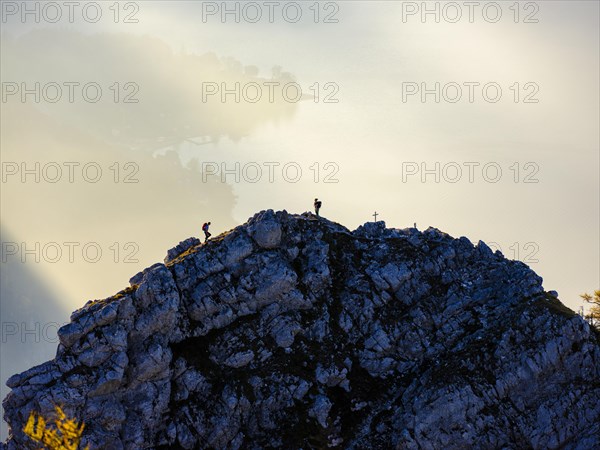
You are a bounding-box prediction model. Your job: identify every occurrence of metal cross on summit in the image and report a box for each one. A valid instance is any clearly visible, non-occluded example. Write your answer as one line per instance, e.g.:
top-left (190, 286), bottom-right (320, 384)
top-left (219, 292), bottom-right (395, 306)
top-left (373, 211), bottom-right (379, 222)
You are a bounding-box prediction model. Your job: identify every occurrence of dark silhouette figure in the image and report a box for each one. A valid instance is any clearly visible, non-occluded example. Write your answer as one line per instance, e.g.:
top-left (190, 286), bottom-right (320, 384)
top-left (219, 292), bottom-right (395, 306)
top-left (202, 222), bottom-right (212, 242)
top-left (314, 198), bottom-right (322, 217)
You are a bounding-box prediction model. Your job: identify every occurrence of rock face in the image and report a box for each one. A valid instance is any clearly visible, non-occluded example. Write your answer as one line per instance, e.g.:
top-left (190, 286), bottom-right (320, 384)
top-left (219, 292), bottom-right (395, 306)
top-left (2, 210), bottom-right (600, 449)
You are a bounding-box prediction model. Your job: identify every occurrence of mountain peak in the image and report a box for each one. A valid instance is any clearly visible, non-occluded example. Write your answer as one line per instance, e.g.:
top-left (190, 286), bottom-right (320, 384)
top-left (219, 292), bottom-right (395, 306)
top-left (3, 210), bottom-right (599, 449)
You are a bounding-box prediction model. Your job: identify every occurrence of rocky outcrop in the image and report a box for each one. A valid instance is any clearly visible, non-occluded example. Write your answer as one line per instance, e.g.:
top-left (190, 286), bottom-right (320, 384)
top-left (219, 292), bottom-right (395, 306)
top-left (2, 210), bottom-right (599, 449)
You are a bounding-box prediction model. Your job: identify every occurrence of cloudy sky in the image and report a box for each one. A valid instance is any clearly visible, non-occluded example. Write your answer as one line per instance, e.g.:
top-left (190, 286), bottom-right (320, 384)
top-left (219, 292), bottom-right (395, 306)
top-left (0, 1), bottom-right (598, 436)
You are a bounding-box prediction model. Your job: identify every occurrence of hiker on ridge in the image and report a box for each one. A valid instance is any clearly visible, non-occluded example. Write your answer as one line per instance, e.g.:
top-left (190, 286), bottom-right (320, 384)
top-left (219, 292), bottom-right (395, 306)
top-left (314, 198), bottom-right (322, 217)
top-left (202, 221), bottom-right (212, 243)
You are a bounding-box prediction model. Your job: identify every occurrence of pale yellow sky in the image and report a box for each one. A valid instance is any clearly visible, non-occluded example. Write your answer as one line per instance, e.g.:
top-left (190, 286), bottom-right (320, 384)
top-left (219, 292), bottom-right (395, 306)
top-left (1, 1), bottom-right (598, 325)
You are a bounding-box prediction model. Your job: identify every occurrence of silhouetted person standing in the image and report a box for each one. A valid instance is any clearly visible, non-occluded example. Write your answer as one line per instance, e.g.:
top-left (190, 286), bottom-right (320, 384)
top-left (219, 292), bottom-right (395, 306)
top-left (314, 198), bottom-right (322, 217)
top-left (202, 221), bottom-right (212, 242)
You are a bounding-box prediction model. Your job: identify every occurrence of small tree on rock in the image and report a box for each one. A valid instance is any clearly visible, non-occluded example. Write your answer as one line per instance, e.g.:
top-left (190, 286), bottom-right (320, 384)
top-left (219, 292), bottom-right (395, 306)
top-left (580, 290), bottom-right (600, 329)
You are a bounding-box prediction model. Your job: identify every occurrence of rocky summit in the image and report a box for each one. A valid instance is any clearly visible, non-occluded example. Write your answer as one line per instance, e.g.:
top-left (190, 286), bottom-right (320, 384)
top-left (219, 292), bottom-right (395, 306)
top-left (2, 210), bottom-right (599, 450)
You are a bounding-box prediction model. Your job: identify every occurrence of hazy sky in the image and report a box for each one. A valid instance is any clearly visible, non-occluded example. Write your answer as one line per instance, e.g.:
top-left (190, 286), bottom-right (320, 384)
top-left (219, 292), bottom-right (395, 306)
top-left (0, 4), bottom-right (598, 425)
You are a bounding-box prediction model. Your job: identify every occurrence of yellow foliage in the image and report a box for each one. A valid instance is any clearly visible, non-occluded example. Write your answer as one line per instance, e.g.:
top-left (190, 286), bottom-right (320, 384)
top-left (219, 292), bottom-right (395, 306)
top-left (581, 290), bottom-right (600, 328)
top-left (23, 406), bottom-right (89, 450)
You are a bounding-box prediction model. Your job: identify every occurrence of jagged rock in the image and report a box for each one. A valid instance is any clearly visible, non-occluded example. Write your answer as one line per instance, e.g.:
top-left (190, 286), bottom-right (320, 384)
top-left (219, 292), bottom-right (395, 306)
top-left (310, 394), bottom-right (332, 428)
top-left (248, 210), bottom-right (282, 249)
top-left (223, 351), bottom-right (254, 368)
top-left (165, 237), bottom-right (201, 264)
top-left (2, 210), bottom-right (600, 450)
